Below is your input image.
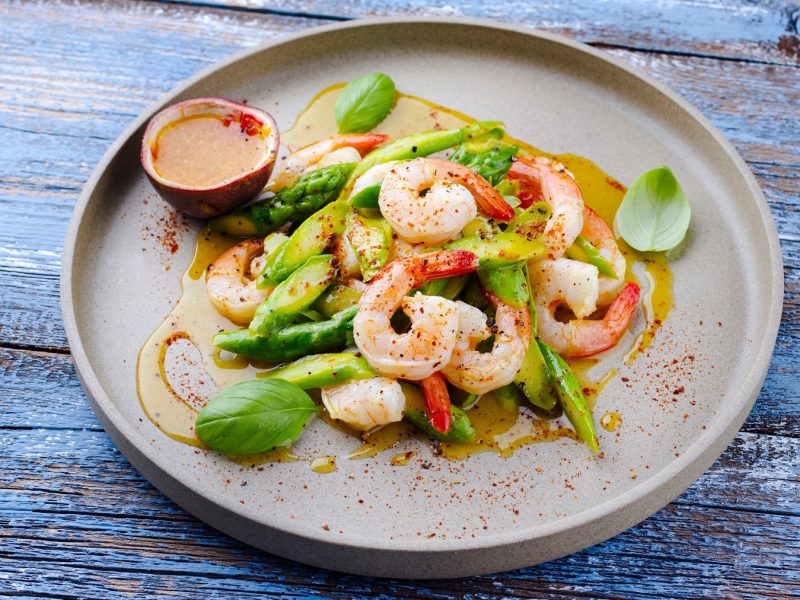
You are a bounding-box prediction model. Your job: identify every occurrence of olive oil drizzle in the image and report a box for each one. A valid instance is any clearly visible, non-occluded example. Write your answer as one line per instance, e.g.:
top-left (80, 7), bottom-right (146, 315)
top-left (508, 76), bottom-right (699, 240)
top-left (136, 84), bottom-right (673, 467)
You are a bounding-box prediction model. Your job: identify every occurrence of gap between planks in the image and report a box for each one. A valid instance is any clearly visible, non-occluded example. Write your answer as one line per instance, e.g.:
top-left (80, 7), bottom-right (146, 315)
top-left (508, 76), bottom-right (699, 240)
top-left (145, 0), bottom-right (800, 68)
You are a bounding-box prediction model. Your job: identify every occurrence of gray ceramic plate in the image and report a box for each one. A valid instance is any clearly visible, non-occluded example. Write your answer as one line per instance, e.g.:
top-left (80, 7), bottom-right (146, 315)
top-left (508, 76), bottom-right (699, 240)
top-left (61, 19), bottom-right (783, 578)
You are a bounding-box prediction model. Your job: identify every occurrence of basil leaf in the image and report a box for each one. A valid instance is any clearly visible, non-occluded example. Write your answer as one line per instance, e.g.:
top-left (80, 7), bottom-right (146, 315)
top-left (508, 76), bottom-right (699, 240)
top-left (196, 379), bottom-right (319, 455)
top-left (615, 166), bottom-right (691, 252)
top-left (335, 73), bottom-right (396, 133)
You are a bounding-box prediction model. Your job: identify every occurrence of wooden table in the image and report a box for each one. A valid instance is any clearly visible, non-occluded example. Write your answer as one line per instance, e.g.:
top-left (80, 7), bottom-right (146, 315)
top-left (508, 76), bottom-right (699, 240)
top-left (1, 1), bottom-right (798, 596)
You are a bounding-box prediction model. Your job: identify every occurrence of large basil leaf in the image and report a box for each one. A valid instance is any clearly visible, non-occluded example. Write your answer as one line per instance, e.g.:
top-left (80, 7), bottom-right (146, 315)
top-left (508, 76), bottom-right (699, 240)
top-left (335, 73), bottom-right (396, 133)
top-left (615, 166), bottom-right (691, 252)
top-left (196, 379), bottom-right (319, 455)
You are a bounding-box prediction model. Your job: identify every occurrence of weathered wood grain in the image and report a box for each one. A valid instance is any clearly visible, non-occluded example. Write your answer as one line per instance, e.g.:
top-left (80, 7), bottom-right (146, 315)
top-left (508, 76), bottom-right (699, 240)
top-left (1, 504), bottom-right (796, 598)
top-left (169, 0), bottom-right (800, 66)
top-left (1, 0), bottom-right (798, 596)
top-left (1, 0), bottom-right (798, 351)
top-left (1, 423), bottom-right (797, 597)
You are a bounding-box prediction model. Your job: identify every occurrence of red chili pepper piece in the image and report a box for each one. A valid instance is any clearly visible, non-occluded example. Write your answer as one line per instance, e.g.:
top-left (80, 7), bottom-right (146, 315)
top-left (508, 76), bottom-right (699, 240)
top-left (420, 372), bottom-right (452, 434)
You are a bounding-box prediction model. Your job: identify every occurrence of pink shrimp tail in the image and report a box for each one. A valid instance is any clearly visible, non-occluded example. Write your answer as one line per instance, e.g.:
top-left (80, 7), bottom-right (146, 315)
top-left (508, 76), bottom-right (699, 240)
top-left (414, 249), bottom-right (479, 285)
top-left (368, 249), bottom-right (479, 290)
top-left (339, 133), bottom-right (389, 155)
top-left (606, 282), bottom-right (640, 325)
top-left (476, 187), bottom-right (516, 221)
top-left (426, 157), bottom-right (516, 221)
top-left (567, 282), bottom-right (641, 358)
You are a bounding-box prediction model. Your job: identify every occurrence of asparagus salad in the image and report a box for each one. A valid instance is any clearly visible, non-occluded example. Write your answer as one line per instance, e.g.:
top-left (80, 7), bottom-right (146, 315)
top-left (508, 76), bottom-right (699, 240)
top-left (138, 73), bottom-right (687, 463)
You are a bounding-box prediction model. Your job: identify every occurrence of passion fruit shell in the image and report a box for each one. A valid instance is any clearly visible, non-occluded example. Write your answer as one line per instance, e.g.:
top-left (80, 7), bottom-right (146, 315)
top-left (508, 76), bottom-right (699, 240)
top-left (141, 97), bottom-right (279, 218)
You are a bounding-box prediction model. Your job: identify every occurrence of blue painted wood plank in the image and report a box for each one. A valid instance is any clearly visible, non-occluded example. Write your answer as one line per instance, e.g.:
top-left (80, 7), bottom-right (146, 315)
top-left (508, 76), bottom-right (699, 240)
top-left (1, 0), bottom-right (799, 353)
top-left (0, 0), bottom-right (798, 596)
top-left (1, 484), bottom-right (797, 597)
top-left (1, 423), bottom-right (796, 522)
top-left (173, 0), bottom-right (800, 66)
top-left (1, 349), bottom-right (798, 594)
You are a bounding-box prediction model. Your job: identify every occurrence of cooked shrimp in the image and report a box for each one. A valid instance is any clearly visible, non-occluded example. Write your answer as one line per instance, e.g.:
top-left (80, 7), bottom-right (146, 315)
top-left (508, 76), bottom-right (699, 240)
top-left (353, 249), bottom-right (479, 380)
top-left (320, 376), bottom-right (405, 431)
top-left (379, 158), bottom-right (477, 244)
top-left (531, 258), bottom-right (600, 321)
top-left (530, 258), bottom-right (640, 357)
top-left (379, 158), bottom-right (515, 244)
top-left (206, 238), bottom-right (270, 324)
top-left (581, 206), bottom-right (627, 306)
top-left (271, 133), bottom-right (388, 190)
top-left (441, 301), bottom-right (530, 394)
top-left (425, 158), bottom-right (515, 221)
top-left (507, 156), bottom-right (584, 259)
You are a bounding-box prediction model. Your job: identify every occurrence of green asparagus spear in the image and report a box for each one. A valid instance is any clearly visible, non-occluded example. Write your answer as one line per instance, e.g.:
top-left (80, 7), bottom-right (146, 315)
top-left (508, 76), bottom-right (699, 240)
top-left (250, 254), bottom-right (336, 335)
top-left (348, 121), bottom-right (503, 183)
top-left (345, 212), bottom-right (392, 281)
top-left (419, 274), bottom-right (470, 300)
top-left (513, 336), bottom-right (558, 411)
top-left (297, 308), bottom-right (325, 322)
top-left (477, 261), bottom-right (556, 410)
top-left (443, 232), bottom-right (544, 269)
top-left (262, 201), bottom-right (348, 283)
top-left (349, 183), bottom-right (382, 209)
top-left (214, 305), bottom-right (358, 362)
top-left (210, 163), bottom-right (355, 237)
top-left (252, 233), bottom-right (290, 290)
top-left (512, 201), bottom-right (551, 240)
top-left (461, 214), bottom-right (500, 238)
top-left (440, 275), bottom-right (471, 300)
top-left (311, 283), bottom-right (363, 318)
top-left (495, 178), bottom-right (520, 197)
top-left (459, 277), bottom-right (490, 310)
top-left (399, 382), bottom-right (476, 443)
top-left (404, 404), bottom-right (476, 443)
top-left (494, 384), bottom-right (524, 412)
top-left (451, 141), bottom-right (519, 186)
top-left (566, 235), bottom-right (618, 278)
top-left (259, 352), bottom-right (376, 389)
top-left (537, 339), bottom-right (598, 452)
top-left (512, 264), bottom-right (558, 410)
top-left (478, 264), bottom-right (529, 308)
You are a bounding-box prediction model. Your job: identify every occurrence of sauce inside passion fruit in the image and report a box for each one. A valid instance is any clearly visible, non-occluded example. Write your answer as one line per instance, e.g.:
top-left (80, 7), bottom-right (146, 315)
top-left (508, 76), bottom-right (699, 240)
top-left (152, 114), bottom-right (271, 188)
top-left (141, 97), bottom-right (279, 218)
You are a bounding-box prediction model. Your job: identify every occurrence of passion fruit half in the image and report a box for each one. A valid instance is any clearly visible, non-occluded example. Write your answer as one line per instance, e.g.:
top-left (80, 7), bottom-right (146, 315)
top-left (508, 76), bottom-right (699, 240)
top-left (141, 97), bottom-right (279, 218)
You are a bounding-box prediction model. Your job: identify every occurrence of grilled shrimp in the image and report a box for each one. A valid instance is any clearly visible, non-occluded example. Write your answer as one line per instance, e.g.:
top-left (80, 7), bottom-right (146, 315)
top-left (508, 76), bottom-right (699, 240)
top-left (353, 249), bottom-right (479, 380)
top-left (530, 258), bottom-right (640, 357)
top-left (379, 158), bottom-right (514, 244)
top-left (271, 133), bottom-right (388, 190)
top-left (205, 239), bottom-right (270, 324)
top-left (507, 156), bottom-right (584, 259)
top-left (441, 301), bottom-right (530, 394)
top-left (581, 206), bottom-right (627, 306)
top-left (320, 376), bottom-right (405, 431)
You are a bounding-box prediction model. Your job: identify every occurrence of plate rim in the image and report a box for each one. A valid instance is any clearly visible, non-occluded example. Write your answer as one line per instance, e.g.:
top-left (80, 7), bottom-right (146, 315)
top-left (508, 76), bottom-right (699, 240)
top-left (60, 16), bottom-right (785, 572)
